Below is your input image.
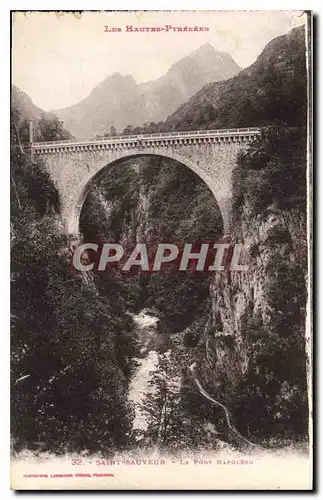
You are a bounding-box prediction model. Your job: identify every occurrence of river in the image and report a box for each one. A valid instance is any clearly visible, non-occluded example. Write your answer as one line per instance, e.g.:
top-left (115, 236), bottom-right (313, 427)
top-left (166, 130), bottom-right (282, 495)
top-left (128, 310), bottom-right (161, 432)
top-left (128, 310), bottom-right (248, 451)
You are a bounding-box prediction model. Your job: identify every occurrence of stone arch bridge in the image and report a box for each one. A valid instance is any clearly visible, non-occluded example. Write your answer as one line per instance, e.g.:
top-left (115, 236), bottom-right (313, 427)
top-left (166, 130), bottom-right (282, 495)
top-left (31, 127), bottom-right (261, 236)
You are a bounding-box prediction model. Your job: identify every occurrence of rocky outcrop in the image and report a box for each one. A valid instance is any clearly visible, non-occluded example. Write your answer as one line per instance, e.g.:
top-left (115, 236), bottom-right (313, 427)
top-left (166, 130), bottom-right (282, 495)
top-left (199, 204), bottom-right (308, 441)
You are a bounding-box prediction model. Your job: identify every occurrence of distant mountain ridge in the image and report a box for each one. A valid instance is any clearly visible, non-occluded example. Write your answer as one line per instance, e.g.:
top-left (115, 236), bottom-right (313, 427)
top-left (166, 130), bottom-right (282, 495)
top-left (12, 85), bottom-right (73, 142)
top-left (12, 26), bottom-right (305, 142)
top-left (53, 43), bottom-right (241, 139)
top-left (162, 26), bottom-right (307, 131)
top-left (12, 85), bottom-right (43, 121)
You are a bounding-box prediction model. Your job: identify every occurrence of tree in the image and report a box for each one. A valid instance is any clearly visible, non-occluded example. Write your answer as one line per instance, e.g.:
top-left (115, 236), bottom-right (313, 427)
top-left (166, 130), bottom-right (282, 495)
top-left (122, 125), bottom-right (134, 136)
top-left (132, 126), bottom-right (144, 134)
top-left (138, 352), bottom-right (183, 451)
top-left (137, 350), bottom-right (222, 453)
top-left (146, 122), bottom-right (157, 134)
top-left (37, 113), bottom-right (72, 142)
top-left (232, 126), bottom-right (307, 218)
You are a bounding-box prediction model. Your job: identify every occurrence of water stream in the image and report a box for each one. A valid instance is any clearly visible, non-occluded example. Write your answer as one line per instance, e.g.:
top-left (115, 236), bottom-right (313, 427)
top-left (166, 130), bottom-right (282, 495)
top-left (128, 310), bottom-right (161, 431)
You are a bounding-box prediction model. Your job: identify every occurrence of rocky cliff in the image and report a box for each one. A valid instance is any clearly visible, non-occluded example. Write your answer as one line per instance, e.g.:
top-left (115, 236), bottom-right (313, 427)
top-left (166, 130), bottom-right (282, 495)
top-left (201, 205), bottom-right (308, 442)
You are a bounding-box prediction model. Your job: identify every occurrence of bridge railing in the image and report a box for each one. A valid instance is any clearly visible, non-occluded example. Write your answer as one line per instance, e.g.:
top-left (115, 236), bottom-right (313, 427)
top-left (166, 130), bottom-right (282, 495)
top-left (31, 127), bottom-right (261, 148)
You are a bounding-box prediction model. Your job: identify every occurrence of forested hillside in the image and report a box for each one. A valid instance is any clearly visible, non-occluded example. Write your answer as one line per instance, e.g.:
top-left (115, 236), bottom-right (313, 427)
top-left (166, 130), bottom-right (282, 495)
top-left (11, 110), bottom-right (135, 453)
top-left (12, 86), bottom-right (73, 142)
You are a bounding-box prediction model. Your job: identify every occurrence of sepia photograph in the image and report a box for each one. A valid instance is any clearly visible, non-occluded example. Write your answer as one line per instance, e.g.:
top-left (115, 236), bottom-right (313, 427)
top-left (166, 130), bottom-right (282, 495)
top-left (10, 10), bottom-right (312, 490)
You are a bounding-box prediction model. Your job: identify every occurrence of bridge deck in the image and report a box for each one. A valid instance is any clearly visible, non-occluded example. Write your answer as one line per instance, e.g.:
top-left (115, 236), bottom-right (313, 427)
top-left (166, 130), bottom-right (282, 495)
top-left (31, 127), bottom-right (261, 149)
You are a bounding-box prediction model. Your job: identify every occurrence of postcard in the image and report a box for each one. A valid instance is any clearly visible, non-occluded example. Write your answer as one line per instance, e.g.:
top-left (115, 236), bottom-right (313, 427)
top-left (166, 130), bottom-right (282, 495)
top-left (11, 10), bottom-right (312, 490)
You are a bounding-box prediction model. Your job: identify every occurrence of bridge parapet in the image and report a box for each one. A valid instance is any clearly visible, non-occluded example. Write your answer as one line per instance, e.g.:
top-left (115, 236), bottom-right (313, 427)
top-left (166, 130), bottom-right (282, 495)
top-left (31, 127), bottom-right (261, 154)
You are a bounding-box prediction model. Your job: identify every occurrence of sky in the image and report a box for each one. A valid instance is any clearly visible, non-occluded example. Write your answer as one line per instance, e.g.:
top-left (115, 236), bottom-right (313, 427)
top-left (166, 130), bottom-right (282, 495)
top-left (12, 10), bottom-right (306, 111)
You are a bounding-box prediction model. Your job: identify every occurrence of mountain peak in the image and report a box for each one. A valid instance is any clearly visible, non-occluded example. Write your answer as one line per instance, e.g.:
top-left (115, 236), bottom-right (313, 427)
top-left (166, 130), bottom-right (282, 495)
top-left (55, 44), bottom-right (241, 139)
top-left (93, 72), bottom-right (138, 95)
top-left (101, 72), bottom-right (136, 84)
top-left (110, 72), bottom-right (134, 80)
top-left (195, 42), bottom-right (217, 54)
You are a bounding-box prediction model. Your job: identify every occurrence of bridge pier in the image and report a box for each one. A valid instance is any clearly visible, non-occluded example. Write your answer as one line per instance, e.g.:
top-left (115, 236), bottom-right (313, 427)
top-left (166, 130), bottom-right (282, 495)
top-left (216, 196), bottom-right (234, 236)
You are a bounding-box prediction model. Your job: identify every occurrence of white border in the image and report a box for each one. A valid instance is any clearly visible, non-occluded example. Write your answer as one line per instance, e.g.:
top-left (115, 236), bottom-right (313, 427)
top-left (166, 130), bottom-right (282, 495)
top-left (1, 3), bottom-right (318, 498)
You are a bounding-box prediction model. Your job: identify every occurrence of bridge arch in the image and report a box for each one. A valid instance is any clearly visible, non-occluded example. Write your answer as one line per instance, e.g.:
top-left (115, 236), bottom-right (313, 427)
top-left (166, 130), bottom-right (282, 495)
top-left (66, 150), bottom-right (227, 236)
top-left (33, 128), bottom-right (261, 237)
